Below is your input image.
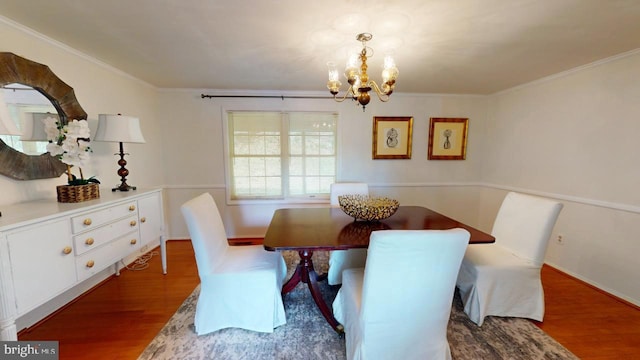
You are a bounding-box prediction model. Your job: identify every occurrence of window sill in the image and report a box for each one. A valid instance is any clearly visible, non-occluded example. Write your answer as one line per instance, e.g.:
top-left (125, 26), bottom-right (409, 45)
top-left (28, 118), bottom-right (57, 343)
top-left (226, 198), bottom-right (330, 206)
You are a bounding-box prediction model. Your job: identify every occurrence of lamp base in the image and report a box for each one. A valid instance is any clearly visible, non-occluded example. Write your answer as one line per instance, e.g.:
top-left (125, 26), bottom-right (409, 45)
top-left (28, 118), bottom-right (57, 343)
top-left (111, 141), bottom-right (137, 192)
top-left (112, 184), bottom-right (137, 192)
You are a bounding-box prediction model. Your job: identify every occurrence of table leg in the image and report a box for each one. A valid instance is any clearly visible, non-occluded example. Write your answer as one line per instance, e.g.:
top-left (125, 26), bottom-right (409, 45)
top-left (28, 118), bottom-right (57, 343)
top-left (282, 250), bottom-right (344, 334)
top-left (282, 260), bottom-right (302, 294)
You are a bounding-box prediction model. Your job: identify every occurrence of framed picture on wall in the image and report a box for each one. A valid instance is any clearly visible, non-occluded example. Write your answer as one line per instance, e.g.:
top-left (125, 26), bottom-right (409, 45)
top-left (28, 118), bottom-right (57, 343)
top-left (372, 116), bottom-right (413, 159)
top-left (428, 117), bottom-right (469, 160)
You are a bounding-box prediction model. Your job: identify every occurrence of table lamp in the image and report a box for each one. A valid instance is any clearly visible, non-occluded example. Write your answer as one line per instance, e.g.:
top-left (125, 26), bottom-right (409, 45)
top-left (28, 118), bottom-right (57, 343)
top-left (94, 114), bottom-right (146, 192)
top-left (20, 112), bottom-right (56, 141)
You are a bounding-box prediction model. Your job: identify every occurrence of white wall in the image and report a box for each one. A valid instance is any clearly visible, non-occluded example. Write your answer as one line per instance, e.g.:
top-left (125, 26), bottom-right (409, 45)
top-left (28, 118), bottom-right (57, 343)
top-left (482, 50), bottom-right (640, 305)
top-left (158, 90), bottom-right (489, 239)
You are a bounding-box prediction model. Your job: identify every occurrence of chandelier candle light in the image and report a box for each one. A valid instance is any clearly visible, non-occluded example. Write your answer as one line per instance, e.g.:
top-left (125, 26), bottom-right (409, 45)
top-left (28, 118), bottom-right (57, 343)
top-left (327, 33), bottom-right (399, 111)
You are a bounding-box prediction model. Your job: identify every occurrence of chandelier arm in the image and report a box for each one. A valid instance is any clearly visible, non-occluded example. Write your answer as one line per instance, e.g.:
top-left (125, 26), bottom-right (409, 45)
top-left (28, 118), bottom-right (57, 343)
top-left (368, 81), bottom-right (391, 102)
top-left (331, 87), bottom-right (356, 103)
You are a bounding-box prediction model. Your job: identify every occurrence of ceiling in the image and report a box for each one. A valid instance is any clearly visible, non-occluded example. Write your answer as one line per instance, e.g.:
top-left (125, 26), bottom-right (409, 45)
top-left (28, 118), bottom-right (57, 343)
top-left (1, 0), bottom-right (640, 95)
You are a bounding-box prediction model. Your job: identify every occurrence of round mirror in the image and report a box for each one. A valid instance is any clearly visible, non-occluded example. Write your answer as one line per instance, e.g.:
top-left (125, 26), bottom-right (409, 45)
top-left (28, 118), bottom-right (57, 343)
top-left (0, 52), bottom-right (87, 180)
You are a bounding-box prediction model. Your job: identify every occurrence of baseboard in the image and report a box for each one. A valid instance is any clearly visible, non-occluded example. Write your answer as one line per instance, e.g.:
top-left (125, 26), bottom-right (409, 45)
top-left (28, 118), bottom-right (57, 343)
top-left (543, 263), bottom-right (640, 310)
top-left (228, 238), bottom-right (263, 246)
top-left (168, 238), bottom-right (263, 246)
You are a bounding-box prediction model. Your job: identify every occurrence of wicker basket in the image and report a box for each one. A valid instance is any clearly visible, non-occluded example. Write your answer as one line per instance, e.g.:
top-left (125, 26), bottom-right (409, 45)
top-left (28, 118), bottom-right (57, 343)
top-left (56, 183), bottom-right (100, 203)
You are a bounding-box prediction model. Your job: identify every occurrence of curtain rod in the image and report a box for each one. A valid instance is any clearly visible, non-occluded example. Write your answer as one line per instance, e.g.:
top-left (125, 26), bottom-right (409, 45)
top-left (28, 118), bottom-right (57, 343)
top-left (201, 94), bottom-right (334, 100)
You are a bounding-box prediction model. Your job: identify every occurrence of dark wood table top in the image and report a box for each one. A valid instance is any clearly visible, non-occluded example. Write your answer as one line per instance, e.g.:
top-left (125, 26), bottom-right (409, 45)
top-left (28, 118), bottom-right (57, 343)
top-left (264, 206), bottom-right (495, 251)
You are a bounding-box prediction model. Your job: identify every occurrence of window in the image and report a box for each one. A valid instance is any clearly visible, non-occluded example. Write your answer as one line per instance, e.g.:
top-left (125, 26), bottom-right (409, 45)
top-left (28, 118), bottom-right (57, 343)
top-left (226, 111), bottom-right (337, 200)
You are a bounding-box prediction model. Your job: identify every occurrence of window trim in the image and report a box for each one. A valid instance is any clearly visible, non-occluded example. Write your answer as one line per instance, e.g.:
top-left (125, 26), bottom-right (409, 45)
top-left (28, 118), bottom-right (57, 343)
top-left (222, 108), bottom-right (339, 205)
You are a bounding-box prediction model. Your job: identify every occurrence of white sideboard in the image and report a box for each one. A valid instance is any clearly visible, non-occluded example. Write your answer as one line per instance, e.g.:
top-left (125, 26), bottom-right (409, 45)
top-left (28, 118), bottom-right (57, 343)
top-left (0, 188), bottom-right (165, 340)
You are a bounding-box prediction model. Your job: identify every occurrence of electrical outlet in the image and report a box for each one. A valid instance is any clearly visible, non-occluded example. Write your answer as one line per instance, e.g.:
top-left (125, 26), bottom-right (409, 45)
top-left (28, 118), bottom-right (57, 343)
top-left (556, 234), bottom-right (564, 245)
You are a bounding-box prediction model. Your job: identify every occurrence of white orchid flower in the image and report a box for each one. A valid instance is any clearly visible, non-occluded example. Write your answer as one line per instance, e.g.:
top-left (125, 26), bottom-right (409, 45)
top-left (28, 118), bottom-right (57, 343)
top-left (77, 139), bottom-right (91, 152)
top-left (77, 151), bottom-right (91, 168)
top-left (65, 119), bottom-right (91, 139)
top-left (44, 118), bottom-right (94, 183)
top-left (46, 142), bottom-right (64, 156)
top-left (42, 116), bottom-right (62, 142)
top-left (61, 139), bottom-right (79, 154)
top-left (61, 152), bottom-right (82, 167)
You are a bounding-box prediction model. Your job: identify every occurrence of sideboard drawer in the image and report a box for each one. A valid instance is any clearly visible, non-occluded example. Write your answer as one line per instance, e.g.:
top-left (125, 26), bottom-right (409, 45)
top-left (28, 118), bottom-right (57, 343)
top-left (75, 231), bottom-right (140, 282)
top-left (73, 215), bottom-right (139, 255)
top-left (70, 201), bottom-right (138, 233)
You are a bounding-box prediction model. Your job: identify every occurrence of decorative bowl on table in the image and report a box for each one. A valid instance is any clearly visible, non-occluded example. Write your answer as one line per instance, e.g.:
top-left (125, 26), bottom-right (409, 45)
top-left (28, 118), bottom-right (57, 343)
top-left (338, 195), bottom-right (400, 221)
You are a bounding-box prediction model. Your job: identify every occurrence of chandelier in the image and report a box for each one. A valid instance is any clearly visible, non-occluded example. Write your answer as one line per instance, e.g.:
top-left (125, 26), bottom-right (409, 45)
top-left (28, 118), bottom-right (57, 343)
top-left (327, 33), bottom-right (399, 111)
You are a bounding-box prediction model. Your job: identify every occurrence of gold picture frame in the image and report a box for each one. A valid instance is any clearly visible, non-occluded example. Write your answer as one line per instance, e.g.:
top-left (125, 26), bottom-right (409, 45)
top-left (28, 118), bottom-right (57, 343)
top-left (372, 116), bottom-right (413, 159)
top-left (428, 117), bottom-right (468, 160)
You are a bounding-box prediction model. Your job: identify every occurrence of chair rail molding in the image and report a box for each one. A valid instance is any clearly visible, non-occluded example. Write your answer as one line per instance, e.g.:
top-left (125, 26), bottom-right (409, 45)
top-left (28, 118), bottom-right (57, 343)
top-left (162, 182), bottom-right (639, 214)
top-left (479, 183), bottom-right (640, 215)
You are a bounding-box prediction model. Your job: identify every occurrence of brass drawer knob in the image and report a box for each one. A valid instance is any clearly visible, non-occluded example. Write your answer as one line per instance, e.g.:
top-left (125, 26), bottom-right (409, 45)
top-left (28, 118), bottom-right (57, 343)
top-left (140, 217), bottom-right (147, 223)
top-left (62, 246), bottom-right (72, 255)
top-left (130, 220), bottom-right (137, 226)
top-left (129, 205), bottom-right (136, 211)
top-left (85, 238), bottom-right (95, 245)
top-left (83, 218), bottom-right (92, 226)
top-left (86, 260), bottom-right (95, 268)
top-left (130, 239), bottom-right (137, 245)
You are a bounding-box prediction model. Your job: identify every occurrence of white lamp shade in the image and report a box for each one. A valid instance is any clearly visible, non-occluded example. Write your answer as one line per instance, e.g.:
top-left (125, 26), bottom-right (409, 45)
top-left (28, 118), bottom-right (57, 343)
top-left (0, 91), bottom-right (22, 136)
top-left (20, 112), bottom-right (57, 141)
top-left (94, 114), bottom-right (146, 143)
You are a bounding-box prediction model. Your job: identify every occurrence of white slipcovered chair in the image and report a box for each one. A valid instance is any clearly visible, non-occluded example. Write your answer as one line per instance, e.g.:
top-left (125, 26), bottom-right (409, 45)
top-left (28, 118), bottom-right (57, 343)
top-left (456, 191), bottom-right (563, 326)
top-left (328, 182), bottom-right (369, 285)
top-left (333, 229), bottom-right (470, 360)
top-left (180, 193), bottom-right (287, 335)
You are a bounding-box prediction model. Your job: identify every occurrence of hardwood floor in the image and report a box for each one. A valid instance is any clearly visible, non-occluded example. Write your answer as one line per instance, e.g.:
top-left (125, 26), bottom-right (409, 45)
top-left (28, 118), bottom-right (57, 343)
top-left (19, 240), bottom-right (640, 359)
top-left (19, 240), bottom-right (200, 360)
top-left (536, 266), bottom-right (640, 359)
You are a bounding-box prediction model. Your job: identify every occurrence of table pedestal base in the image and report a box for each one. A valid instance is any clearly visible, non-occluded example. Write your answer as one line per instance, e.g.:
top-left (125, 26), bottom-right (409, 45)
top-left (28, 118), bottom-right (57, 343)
top-left (282, 250), bottom-right (344, 334)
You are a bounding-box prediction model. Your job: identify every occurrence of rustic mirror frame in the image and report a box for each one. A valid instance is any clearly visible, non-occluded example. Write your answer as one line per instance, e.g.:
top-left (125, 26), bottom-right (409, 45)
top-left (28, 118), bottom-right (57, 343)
top-left (0, 52), bottom-right (87, 180)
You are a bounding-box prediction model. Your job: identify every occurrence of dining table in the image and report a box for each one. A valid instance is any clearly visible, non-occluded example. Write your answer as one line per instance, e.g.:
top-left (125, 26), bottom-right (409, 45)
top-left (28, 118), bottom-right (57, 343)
top-left (263, 205), bottom-right (495, 333)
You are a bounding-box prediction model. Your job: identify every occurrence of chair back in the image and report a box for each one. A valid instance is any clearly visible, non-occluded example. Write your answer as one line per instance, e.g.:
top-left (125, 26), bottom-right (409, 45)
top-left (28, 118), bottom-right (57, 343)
top-left (359, 229), bottom-right (470, 359)
top-left (329, 182), bottom-right (369, 206)
top-left (180, 193), bottom-right (230, 278)
top-left (491, 192), bottom-right (563, 265)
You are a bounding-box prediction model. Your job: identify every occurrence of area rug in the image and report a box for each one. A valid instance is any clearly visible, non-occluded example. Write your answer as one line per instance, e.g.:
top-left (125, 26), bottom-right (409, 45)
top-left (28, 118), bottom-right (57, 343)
top-left (138, 251), bottom-right (578, 360)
